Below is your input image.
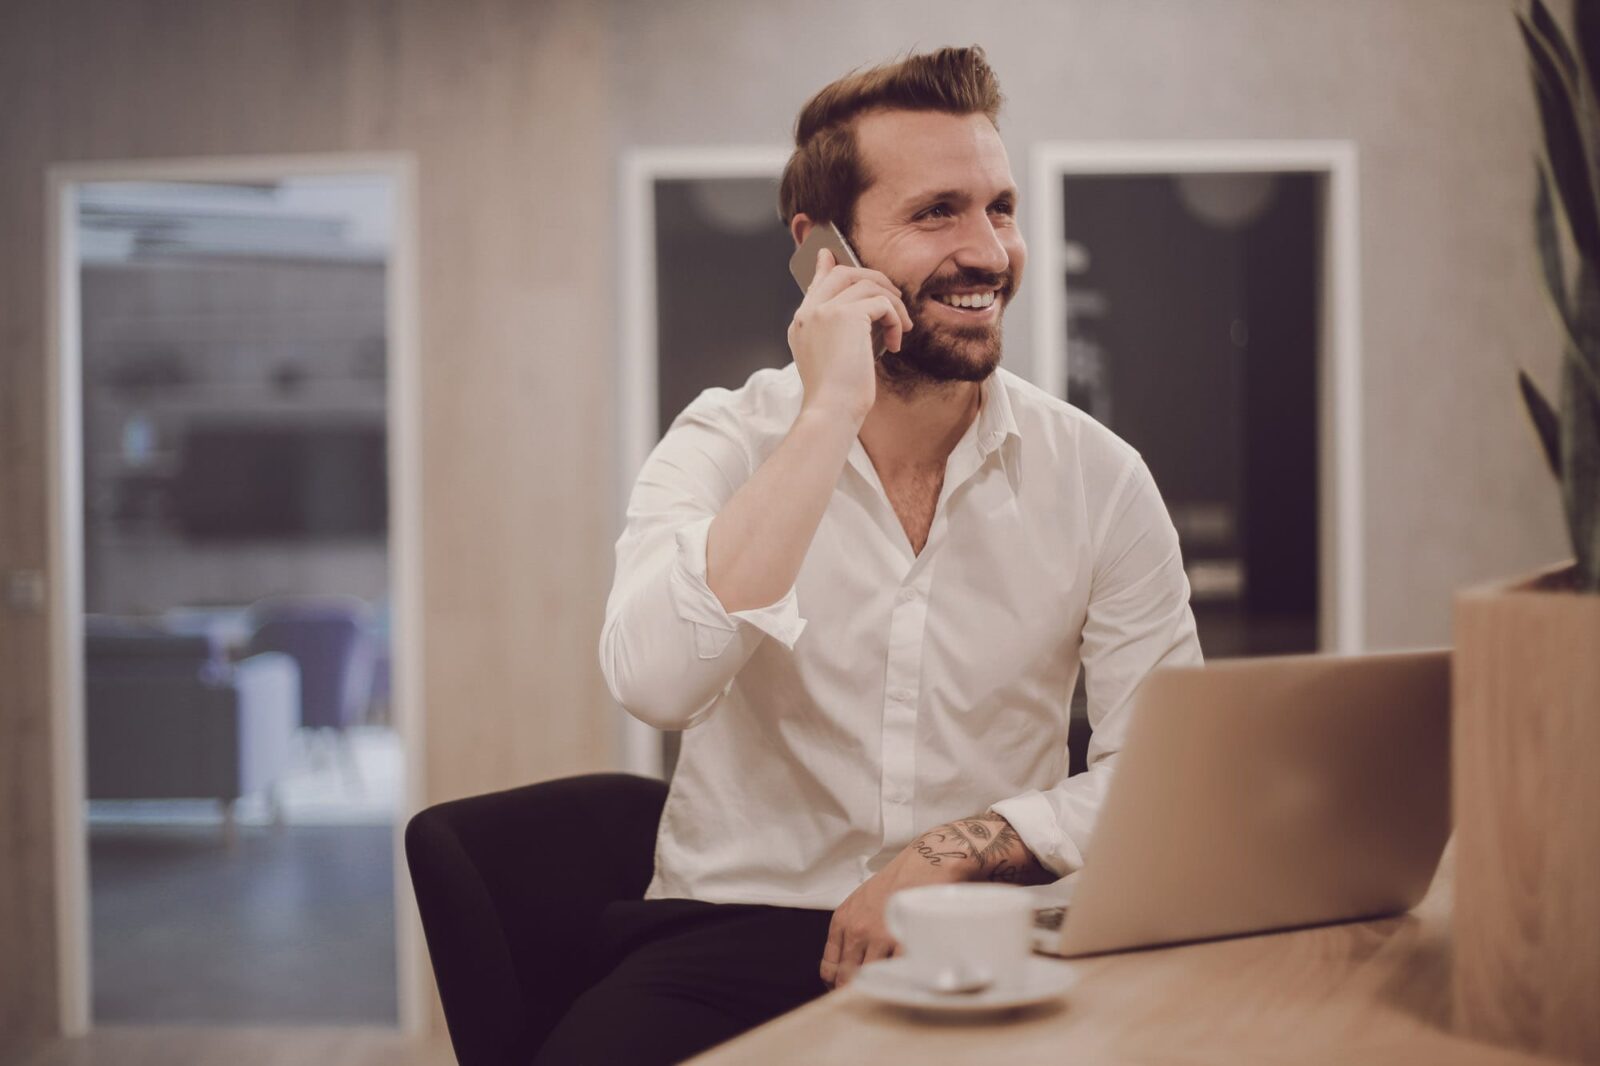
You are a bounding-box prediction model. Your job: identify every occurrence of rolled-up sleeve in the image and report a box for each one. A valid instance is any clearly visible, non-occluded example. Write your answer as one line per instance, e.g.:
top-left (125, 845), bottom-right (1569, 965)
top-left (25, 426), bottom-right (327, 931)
top-left (989, 456), bottom-right (1203, 877)
top-left (599, 398), bottom-right (807, 731)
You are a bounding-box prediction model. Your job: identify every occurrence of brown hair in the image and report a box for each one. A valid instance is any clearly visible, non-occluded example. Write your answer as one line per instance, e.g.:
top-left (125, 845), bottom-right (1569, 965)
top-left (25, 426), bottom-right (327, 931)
top-left (776, 46), bottom-right (1005, 241)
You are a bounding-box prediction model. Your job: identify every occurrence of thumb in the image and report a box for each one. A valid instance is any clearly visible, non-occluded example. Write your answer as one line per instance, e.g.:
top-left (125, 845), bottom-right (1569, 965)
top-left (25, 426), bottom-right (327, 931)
top-left (815, 246), bottom-right (835, 279)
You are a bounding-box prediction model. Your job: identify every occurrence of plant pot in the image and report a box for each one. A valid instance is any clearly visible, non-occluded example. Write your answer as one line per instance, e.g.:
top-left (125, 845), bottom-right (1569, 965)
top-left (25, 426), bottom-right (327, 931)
top-left (1453, 561), bottom-right (1600, 1062)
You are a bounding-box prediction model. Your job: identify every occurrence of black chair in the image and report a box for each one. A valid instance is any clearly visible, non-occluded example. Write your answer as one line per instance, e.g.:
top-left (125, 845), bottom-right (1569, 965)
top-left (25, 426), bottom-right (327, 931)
top-left (406, 773), bottom-right (669, 1066)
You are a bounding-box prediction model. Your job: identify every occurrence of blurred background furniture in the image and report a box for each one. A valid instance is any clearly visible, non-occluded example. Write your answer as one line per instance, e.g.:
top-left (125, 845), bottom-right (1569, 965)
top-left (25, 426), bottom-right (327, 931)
top-left (365, 597), bottom-right (393, 726)
top-left (84, 615), bottom-right (300, 841)
top-left (405, 773), bottom-right (668, 1066)
top-left (247, 596), bottom-right (375, 787)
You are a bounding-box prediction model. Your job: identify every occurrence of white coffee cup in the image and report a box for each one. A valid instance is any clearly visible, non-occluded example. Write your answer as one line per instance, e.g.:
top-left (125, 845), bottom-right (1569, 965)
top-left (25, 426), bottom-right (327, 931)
top-left (884, 883), bottom-right (1035, 991)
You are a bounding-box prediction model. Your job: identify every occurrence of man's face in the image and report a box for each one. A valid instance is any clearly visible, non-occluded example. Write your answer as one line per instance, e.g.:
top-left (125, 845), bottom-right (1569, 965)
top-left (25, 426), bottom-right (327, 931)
top-left (845, 109), bottom-right (1026, 393)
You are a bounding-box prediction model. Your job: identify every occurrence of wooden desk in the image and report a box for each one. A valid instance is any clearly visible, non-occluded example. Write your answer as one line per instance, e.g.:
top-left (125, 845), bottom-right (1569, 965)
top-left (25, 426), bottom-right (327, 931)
top-left (692, 844), bottom-right (1559, 1065)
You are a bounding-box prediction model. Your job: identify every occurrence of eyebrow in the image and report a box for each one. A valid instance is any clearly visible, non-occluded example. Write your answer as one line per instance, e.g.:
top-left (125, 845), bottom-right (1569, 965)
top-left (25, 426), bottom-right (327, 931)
top-left (901, 186), bottom-right (1021, 212)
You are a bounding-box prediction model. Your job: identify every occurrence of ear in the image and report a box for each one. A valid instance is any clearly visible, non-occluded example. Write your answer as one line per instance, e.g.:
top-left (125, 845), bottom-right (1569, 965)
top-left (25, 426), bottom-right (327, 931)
top-left (790, 213), bottom-right (814, 249)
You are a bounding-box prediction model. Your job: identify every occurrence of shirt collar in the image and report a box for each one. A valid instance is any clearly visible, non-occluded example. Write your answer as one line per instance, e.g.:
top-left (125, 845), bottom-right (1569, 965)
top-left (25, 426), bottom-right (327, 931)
top-left (975, 369), bottom-right (1022, 458)
top-left (843, 370), bottom-right (1023, 491)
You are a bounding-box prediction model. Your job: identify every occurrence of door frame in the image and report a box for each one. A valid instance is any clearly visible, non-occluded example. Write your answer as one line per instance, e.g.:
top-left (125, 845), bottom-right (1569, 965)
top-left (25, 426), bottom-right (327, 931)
top-left (615, 146), bottom-right (791, 778)
top-left (1029, 140), bottom-right (1364, 653)
top-left (44, 152), bottom-right (428, 1036)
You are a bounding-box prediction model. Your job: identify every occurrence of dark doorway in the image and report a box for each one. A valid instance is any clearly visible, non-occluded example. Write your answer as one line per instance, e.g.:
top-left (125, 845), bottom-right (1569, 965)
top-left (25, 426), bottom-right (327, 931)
top-left (1060, 170), bottom-right (1322, 662)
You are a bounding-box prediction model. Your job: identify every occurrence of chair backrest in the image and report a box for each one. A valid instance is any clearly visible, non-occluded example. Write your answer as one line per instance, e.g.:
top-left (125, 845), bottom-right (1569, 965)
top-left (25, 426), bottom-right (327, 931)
top-left (405, 773), bottom-right (668, 1066)
top-left (247, 598), bottom-right (372, 730)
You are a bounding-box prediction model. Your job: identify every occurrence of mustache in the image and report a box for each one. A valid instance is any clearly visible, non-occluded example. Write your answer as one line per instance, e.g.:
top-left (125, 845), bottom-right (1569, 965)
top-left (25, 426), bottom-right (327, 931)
top-left (917, 268), bottom-right (1013, 301)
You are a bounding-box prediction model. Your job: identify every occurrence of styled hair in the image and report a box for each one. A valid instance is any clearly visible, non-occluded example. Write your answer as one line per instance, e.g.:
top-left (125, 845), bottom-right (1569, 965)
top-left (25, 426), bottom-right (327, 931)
top-left (777, 46), bottom-right (1005, 240)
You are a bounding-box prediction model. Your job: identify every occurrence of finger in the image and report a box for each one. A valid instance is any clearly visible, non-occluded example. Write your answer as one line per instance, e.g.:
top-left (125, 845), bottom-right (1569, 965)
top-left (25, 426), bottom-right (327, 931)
top-left (831, 282), bottom-right (905, 345)
top-left (813, 246), bottom-right (835, 284)
top-left (848, 294), bottom-right (903, 353)
top-left (819, 916), bottom-right (844, 989)
top-left (835, 926), bottom-right (869, 988)
top-left (862, 936), bottom-right (894, 967)
top-left (833, 278), bottom-right (902, 311)
top-left (834, 272), bottom-right (913, 334)
top-left (846, 266), bottom-right (910, 318)
top-left (853, 267), bottom-right (913, 333)
top-left (805, 266), bottom-right (912, 332)
top-left (803, 247), bottom-right (840, 304)
top-left (802, 256), bottom-right (871, 307)
top-left (833, 279), bottom-right (905, 340)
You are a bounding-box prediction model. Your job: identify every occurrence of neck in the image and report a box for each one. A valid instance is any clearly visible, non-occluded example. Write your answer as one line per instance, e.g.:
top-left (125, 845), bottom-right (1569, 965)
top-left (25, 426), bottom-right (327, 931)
top-left (857, 377), bottom-right (983, 477)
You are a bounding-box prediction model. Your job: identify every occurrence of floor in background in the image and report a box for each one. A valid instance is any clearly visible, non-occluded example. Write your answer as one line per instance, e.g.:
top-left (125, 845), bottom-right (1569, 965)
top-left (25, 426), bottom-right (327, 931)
top-left (264, 725), bottom-right (402, 825)
top-left (90, 823), bottom-right (397, 1025)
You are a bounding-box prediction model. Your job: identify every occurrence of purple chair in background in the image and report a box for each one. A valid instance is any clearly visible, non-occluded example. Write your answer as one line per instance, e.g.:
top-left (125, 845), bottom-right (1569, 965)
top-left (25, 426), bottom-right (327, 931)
top-left (246, 596), bottom-right (375, 788)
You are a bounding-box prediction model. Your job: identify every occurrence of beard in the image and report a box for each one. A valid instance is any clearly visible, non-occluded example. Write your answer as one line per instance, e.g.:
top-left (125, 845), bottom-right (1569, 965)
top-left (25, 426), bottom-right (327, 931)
top-left (876, 268), bottom-right (1011, 400)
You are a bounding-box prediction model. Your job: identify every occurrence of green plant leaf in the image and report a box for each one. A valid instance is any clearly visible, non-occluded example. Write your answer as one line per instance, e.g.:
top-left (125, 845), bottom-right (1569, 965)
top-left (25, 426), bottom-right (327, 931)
top-left (1574, 0), bottom-right (1600, 109)
top-left (1521, 14), bottom-right (1600, 264)
top-left (1533, 167), bottom-right (1600, 409)
top-left (1565, 265), bottom-right (1600, 409)
top-left (1536, 164), bottom-right (1577, 333)
top-left (1520, 367), bottom-right (1564, 479)
top-left (1531, 0), bottom-right (1580, 83)
top-left (1557, 352), bottom-right (1600, 589)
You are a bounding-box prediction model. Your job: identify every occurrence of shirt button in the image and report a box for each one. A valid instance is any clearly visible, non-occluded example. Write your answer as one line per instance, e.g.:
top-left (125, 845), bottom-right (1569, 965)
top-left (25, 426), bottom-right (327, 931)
top-left (897, 588), bottom-right (917, 604)
top-left (890, 688), bottom-right (913, 702)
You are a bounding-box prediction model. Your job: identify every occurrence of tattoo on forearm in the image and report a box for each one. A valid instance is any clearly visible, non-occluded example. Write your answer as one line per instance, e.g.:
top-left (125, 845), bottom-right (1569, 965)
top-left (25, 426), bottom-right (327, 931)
top-left (989, 862), bottom-right (1027, 884)
top-left (912, 831), bottom-right (970, 867)
top-left (953, 816), bottom-right (1024, 872)
top-left (907, 811), bottom-right (1051, 885)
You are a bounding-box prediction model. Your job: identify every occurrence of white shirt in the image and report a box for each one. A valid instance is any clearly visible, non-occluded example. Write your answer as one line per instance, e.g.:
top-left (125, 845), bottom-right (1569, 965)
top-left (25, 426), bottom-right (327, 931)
top-left (599, 363), bottom-right (1203, 909)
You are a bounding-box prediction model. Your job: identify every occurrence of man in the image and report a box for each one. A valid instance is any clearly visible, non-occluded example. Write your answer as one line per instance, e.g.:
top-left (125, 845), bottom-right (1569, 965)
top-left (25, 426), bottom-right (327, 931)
top-left (550, 45), bottom-right (1201, 1065)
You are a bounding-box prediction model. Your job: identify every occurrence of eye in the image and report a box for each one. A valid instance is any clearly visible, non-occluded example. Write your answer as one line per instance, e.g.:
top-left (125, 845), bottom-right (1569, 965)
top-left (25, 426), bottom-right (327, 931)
top-left (989, 199), bottom-right (1016, 217)
top-left (919, 203), bottom-right (954, 220)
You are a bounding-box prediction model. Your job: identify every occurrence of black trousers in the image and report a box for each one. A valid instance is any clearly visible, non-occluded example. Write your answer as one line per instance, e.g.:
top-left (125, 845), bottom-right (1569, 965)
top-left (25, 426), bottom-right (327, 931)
top-left (529, 898), bottom-right (834, 1066)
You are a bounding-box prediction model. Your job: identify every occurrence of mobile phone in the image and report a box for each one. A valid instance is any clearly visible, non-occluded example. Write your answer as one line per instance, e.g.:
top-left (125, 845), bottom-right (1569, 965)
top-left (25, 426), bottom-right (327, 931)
top-left (789, 220), bottom-right (864, 290)
top-left (787, 221), bottom-right (888, 357)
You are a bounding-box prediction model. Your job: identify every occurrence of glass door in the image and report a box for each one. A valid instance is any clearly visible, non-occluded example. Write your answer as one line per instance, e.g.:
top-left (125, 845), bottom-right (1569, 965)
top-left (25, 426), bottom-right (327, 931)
top-left (76, 175), bottom-right (404, 1024)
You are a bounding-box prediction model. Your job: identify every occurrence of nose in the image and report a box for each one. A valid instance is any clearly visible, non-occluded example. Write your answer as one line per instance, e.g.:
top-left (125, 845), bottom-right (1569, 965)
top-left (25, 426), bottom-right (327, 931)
top-left (953, 211), bottom-right (1010, 276)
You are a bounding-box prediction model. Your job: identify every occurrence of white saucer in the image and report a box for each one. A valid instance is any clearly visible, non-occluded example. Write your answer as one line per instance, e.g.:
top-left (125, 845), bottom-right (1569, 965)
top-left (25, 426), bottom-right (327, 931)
top-left (850, 956), bottom-right (1076, 1013)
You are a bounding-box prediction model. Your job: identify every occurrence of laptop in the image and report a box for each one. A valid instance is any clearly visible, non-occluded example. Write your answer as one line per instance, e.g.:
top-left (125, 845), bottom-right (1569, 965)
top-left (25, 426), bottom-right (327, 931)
top-left (1029, 649), bottom-right (1452, 958)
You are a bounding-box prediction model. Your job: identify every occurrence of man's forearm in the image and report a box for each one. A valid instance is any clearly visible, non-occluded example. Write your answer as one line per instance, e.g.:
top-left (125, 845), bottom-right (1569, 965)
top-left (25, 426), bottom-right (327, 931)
top-left (706, 406), bottom-right (858, 613)
top-left (908, 811), bottom-right (1054, 885)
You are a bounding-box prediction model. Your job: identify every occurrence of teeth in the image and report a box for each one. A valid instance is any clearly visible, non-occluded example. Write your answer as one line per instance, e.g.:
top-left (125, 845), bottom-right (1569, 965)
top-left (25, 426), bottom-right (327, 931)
top-left (935, 291), bottom-right (997, 310)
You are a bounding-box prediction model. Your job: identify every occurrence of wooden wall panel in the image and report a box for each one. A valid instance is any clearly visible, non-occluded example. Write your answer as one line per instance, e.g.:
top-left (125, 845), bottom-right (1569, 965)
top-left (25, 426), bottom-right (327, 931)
top-left (1, 0), bottom-right (69, 1040)
top-left (0, 0), bottom-right (616, 1039)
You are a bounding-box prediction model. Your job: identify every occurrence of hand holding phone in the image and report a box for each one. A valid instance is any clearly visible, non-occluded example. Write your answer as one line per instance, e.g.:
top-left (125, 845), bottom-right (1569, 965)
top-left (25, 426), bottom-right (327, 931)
top-left (788, 223), bottom-right (898, 360)
top-left (785, 222), bottom-right (912, 424)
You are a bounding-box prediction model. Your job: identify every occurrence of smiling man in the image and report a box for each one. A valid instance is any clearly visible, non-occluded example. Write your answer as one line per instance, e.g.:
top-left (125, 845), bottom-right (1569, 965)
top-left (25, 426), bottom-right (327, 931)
top-left (563, 46), bottom-right (1202, 1065)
